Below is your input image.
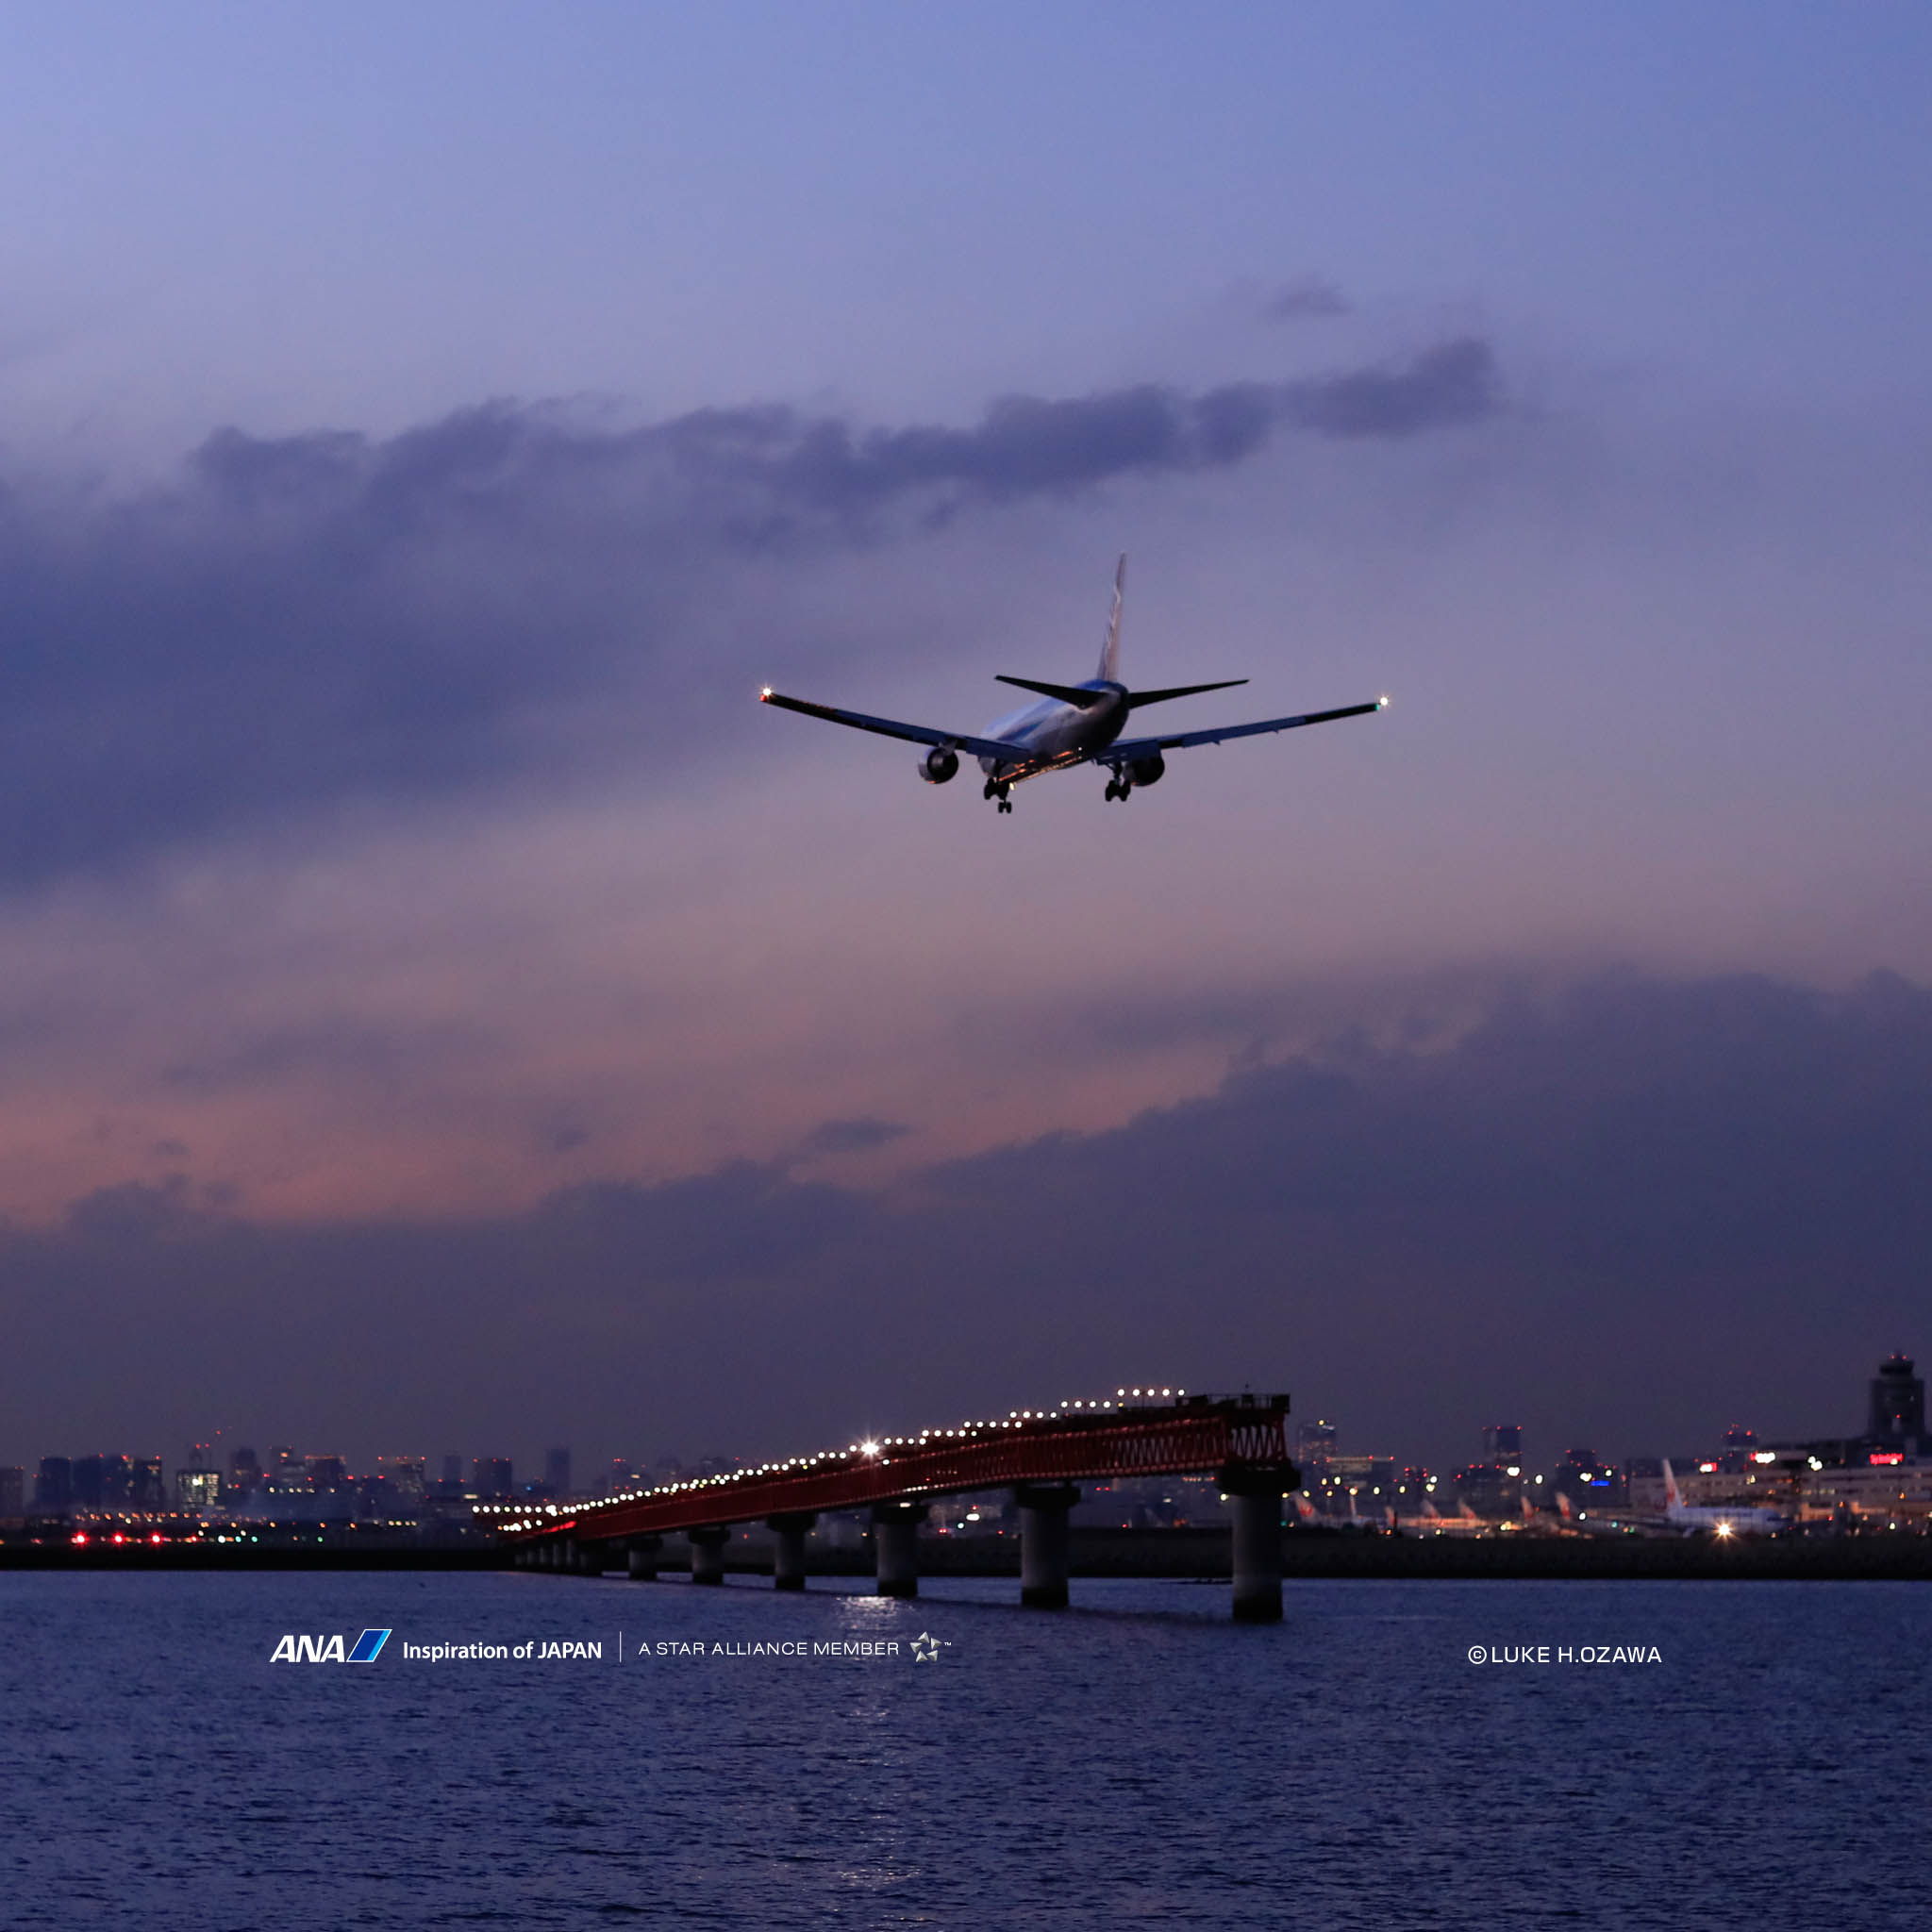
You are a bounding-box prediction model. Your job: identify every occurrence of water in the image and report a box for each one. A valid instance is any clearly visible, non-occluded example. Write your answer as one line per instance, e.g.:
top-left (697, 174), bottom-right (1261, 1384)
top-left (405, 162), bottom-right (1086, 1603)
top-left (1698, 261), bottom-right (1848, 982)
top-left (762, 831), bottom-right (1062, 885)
top-left (2, 1570), bottom-right (1925, 1928)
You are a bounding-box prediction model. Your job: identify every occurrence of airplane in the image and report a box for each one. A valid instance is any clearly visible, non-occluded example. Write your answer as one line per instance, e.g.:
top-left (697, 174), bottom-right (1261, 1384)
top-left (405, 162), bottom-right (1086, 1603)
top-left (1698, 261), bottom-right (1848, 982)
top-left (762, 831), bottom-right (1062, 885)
top-left (1560, 1461), bottom-right (1790, 1537)
top-left (758, 556), bottom-right (1389, 812)
top-left (1657, 1459), bottom-right (1790, 1538)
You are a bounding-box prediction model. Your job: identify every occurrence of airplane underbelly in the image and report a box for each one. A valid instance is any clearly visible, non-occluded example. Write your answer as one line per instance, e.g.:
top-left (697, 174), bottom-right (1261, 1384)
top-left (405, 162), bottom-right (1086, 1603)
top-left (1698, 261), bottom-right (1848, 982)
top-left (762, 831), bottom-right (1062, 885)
top-left (975, 703), bottom-right (1122, 779)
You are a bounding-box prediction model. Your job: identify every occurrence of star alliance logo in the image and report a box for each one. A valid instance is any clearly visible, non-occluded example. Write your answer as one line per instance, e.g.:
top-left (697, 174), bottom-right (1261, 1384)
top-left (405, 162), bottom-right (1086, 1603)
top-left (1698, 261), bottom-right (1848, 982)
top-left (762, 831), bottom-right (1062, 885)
top-left (910, 1631), bottom-right (943, 1663)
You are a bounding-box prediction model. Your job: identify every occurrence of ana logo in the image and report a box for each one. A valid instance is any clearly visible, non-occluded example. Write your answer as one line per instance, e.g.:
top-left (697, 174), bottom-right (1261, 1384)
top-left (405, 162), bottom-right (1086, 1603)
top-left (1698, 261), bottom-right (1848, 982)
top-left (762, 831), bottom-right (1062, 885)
top-left (270, 1628), bottom-right (391, 1664)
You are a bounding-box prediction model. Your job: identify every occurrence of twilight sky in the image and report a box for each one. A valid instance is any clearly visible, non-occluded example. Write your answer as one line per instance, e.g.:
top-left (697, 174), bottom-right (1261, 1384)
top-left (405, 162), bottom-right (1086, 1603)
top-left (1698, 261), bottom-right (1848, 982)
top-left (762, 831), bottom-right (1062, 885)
top-left (1, 5), bottom-right (1926, 1478)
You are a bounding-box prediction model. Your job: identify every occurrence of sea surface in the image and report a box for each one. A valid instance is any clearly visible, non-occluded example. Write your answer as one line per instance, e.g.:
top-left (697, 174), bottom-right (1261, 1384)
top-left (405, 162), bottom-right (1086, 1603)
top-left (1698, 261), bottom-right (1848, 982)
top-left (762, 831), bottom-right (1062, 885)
top-left (1, 1570), bottom-right (1924, 1929)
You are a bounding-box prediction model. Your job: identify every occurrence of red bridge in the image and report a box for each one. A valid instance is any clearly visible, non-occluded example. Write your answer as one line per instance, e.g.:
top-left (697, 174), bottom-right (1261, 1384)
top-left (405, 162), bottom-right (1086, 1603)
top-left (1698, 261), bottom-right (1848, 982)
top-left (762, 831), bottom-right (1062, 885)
top-left (499, 1392), bottom-right (1299, 1620)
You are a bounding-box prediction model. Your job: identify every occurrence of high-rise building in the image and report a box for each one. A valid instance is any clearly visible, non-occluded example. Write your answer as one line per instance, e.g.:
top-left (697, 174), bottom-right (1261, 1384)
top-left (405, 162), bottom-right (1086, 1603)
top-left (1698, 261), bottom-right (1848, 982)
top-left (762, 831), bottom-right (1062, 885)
top-left (1483, 1424), bottom-right (1524, 1467)
top-left (377, 1457), bottom-right (426, 1502)
top-left (228, 1447), bottom-right (261, 1495)
top-left (473, 1457), bottom-right (513, 1499)
top-left (176, 1467), bottom-right (222, 1511)
top-left (1868, 1356), bottom-right (1925, 1442)
top-left (34, 1458), bottom-right (71, 1512)
top-left (544, 1447), bottom-right (573, 1498)
top-left (0, 1468), bottom-right (25, 1516)
top-left (130, 1457), bottom-right (165, 1510)
top-left (441, 1454), bottom-right (464, 1486)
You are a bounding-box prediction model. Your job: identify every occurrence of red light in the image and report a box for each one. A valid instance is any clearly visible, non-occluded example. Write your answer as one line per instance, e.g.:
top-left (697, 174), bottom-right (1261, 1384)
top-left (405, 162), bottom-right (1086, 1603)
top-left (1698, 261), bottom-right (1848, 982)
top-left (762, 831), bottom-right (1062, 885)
top-left (111, 1532), bottom-right (127, 1545)
top-left (70, 1532), bottom-right (88, 1545)
top-left (148, 1532), bottom-right (165, 1544)
top-left (1870, 1451), bottom-right (1904, 1466)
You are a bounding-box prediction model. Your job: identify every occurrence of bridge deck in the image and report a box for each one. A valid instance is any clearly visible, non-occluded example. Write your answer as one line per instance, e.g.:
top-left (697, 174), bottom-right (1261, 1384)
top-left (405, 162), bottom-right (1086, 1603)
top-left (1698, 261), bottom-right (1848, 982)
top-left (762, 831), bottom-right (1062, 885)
top-left (502, 1398), bottom-right (1292, 1543)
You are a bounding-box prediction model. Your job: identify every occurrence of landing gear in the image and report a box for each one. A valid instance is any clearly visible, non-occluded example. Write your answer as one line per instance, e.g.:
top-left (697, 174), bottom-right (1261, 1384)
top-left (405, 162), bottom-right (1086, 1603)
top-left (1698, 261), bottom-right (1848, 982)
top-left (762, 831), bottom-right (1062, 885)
top-left (1104, 770), bottom-right (1132, 803)
top-left (984, 775), bottom-right (1013, 813)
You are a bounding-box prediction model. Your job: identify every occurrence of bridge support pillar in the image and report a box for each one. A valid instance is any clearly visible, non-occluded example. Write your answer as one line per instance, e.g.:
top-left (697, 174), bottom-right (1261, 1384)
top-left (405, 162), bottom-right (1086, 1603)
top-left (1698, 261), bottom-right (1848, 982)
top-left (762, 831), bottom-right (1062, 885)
top-left (1224, 1464), bottom-right (1294, 1623)
top-left (1014, 1483), bottom-right (1078, 1608)
top-left (872, 1502), bottom-right (926, 1597)
top-left (575, 1538), bottom-right (609, 1576)
top-left (543, 1540), bottom-right (564, 1570)
top-left (768, 1512), bottom-right (815, 1591)
top-left (626, 1536), bottom-right (662, 1580)
top-left (688, 1525), bottom-right (730, 1586)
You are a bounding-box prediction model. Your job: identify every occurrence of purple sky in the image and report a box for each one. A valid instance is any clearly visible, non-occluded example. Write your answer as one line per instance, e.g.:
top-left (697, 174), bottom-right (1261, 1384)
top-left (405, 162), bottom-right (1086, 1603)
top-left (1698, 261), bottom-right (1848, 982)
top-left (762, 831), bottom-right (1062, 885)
top-left (1, 6), bottom-right (1927, 1477)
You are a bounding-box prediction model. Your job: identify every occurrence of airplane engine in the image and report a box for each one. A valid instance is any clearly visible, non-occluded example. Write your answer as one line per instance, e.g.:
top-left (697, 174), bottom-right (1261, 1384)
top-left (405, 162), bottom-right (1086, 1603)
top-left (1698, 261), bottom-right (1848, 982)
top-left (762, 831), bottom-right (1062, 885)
top-left (918, 747), bottom-right (959, 785)
top-left (1128, 752), bottom-right (1166, 787)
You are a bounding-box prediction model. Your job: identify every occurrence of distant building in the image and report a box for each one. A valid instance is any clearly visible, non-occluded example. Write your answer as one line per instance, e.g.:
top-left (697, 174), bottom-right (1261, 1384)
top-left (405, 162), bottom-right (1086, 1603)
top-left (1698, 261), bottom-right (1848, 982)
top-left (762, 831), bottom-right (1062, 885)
top-left (0, 1467), bottom-right (24, 1517)
top-left (228, 1447), bottom-right (261, 1495)
top-left (130, 1457), bottom-right (166, 1510)
top-left (176, 1467), bottom-right (222, 1512)
top-left (1295, 1420), bottom-right (1339, 1470)
top-left (1483, 1424), bottom-right (1524, 1466)
top-left (1552, 1448), bottom-right (1621, 1507)
top-left (377, 1457), bottom-right (425, 1503)
top-left (34, 1458), bottom-right (71, 1512)
top-left (1869, 1355), bottom-right (1926, 1444)
top-left (441, 1454), bottom-right (464, 1486)
top-left (544, 1447), bottom-right (573, 1498)
top-left (473, 1457), bottom-right (513, 1499)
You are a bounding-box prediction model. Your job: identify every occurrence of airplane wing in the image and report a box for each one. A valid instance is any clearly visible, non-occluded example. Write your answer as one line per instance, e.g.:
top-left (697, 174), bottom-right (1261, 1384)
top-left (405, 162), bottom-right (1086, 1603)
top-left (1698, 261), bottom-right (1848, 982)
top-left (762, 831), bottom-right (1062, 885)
top-left (1102, 695), bottom-right (1388, 763)
top-left (759, 690), bottom-right (1026, 765)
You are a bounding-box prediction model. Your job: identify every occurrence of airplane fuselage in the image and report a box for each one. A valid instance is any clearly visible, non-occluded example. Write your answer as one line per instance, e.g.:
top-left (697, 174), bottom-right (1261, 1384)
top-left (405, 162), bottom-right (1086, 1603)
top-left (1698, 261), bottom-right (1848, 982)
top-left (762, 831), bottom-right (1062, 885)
top-left (977, 680), bottom-right (1130, 781)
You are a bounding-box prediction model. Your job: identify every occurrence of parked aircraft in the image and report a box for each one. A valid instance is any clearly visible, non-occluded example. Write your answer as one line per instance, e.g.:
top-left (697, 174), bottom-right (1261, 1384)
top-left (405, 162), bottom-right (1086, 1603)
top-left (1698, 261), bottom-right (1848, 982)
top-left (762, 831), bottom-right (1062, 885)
top-left (1657, 1459), bottom-right (1790, 1537)
top-left (759, 556), bottom-right (1388, 812)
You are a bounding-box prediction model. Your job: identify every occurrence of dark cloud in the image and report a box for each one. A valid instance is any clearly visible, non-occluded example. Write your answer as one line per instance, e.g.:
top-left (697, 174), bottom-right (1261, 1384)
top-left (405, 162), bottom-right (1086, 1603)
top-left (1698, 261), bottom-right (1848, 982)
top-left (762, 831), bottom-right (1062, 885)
top-left (0, 341), bottom-right (1504, 890)
top-left (5, 970), bottom-right (1924, 1472)
top-left (1262, 276), bottom-right (1352, 321)
top-left (797, 1117), bottom-right (910, 1156)
top-left (1282, 338), bottom-right (1501, 438)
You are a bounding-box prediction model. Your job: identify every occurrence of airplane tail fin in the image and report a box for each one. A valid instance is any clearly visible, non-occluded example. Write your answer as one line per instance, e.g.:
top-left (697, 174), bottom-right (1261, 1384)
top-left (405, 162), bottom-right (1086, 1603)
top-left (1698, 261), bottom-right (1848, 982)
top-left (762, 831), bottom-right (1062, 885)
top-left (1096, 554), bottom-right (1125, 681)
top-left (1662, 1459), bottom-right (1682, 1510)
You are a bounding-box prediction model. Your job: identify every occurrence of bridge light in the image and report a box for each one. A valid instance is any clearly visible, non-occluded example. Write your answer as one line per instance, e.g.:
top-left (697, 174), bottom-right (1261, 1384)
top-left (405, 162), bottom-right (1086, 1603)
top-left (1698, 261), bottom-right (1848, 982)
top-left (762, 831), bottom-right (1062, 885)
top-left (861, 1441), bottom-right (880, 1457)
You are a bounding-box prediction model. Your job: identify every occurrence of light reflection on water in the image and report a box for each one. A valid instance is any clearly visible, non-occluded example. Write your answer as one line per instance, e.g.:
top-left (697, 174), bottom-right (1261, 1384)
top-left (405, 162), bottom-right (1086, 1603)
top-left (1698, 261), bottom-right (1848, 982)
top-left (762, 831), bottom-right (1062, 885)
top-left (2, 1570), bottom-right (1924, 1929)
